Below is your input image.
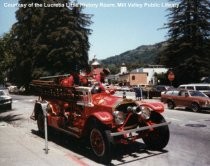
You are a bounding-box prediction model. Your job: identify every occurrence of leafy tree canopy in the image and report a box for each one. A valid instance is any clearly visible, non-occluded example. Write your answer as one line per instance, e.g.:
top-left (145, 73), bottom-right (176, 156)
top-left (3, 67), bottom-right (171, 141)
top-left (0, 33), bottom-right (16, 84)
top-left (158, 0), bottom-right (210, 85)
top-left (6, 0), bottom-right (92, 87)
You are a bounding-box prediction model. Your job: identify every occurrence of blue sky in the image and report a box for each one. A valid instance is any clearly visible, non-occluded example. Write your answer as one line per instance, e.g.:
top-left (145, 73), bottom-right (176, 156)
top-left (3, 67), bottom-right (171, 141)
top-left (0, 0), bottom-right (178, 60)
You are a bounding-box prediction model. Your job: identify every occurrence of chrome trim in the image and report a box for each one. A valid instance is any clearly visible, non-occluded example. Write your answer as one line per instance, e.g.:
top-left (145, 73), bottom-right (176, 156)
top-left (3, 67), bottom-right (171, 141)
top-left (110, 121), bottom-right (171, 137)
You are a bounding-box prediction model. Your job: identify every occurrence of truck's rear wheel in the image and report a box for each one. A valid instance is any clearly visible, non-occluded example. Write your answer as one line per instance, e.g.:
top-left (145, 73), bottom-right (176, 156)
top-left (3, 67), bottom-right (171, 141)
top-left (89, 126), bottom-right (111, 164)
top-left (142, 112), bottom-right (170, 150)
top-left (7, 103), bottom-right (12, 110)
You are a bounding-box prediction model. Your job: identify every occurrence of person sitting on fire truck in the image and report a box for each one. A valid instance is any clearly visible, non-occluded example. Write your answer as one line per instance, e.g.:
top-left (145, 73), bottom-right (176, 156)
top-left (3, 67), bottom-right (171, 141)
top-left (60, 74), bottom-right (89, 87)
top-left (60, 75), bottom-right (74, 87)
top-left (91, 68), bottom-right (111, 93)
top-left (59, 65), bottom-right (111, 93)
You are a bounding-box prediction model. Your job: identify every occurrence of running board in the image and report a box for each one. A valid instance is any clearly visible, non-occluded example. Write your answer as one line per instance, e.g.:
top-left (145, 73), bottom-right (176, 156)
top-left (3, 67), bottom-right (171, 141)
top-left (55, 127), bottom-right (81, 138)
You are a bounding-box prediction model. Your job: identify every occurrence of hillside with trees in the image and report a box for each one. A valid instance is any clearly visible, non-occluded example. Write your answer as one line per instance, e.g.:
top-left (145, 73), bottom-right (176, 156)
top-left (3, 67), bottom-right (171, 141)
top-left (102, 0), bottom-right (210, 86)
top-left (101, 42), bottom-right (167, 74)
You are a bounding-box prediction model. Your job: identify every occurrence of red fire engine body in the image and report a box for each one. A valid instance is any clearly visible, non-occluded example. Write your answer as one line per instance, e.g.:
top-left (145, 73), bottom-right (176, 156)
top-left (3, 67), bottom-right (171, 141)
top-left (30, 76), bottom-right (170, 164)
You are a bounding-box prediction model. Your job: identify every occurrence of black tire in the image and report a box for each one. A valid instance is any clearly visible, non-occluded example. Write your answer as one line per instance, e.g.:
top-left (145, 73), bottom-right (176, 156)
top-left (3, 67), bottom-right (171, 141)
top-left (89, 125), bottom-right (111, 164)
top-left (142, 112), bottom-right (170, 150)
top-left (191, 102), bottom-right (200, 112)
top-left (167, 100), bottom-right (175, 109)
top-left (37, 113), bottom-right (45, 134)
top-left (7, 103), bottom-right (12, 110)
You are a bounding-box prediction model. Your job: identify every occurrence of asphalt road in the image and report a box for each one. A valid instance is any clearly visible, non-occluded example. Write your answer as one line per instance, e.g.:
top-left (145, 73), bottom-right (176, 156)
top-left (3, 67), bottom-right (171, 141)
top-left (0, 94), bottom-right (210, 166)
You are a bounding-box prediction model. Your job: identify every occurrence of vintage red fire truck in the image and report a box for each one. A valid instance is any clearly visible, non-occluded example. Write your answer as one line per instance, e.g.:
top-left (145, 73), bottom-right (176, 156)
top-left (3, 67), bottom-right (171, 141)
top-left (30, 79), bottom-right (170, 164)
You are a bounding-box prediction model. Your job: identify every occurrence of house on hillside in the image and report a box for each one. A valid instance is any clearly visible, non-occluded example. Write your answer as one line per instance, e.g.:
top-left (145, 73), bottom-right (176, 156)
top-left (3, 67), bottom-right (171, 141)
top-left (106, 63), bottom-right (169, 86)
top-left (107, 64), bottom-right (168, 86)
top-left (118, 71), bottom-right (148, 86)
top-left (107, 63), bottom-right (147, 86)
top-left (132, 65), bottom-right (168, 85)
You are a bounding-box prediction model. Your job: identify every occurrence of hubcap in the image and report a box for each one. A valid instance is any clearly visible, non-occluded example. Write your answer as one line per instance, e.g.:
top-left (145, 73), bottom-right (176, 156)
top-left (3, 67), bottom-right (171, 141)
top-left (191, 104), bottom-right (198, 112)
top-left (168, 102), bottom-right (173, 109)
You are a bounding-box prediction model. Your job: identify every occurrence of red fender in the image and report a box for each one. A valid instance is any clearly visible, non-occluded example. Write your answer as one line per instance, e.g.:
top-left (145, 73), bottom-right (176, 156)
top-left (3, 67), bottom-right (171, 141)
top-left (139, 102), bottom-right (165, 113)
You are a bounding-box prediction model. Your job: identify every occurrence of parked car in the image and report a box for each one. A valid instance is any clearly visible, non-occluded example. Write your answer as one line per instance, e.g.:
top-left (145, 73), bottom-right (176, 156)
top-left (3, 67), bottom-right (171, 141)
top-left (0, 85), bottom-right (9, 95)
top-left (143, 85), bottom-right (174, 99)
top-left (161, 89), bottom-right (210, 112)
top-left (8, 85), bottom-right (19, 94)
top-left (31, 80), bottom-right (170, 164)
top-left (118, 86), bottom-right (133, 92)
top-left (178, 83), bottom-right (210, 97)
top-left (0, 90), bottom-right (12, 110)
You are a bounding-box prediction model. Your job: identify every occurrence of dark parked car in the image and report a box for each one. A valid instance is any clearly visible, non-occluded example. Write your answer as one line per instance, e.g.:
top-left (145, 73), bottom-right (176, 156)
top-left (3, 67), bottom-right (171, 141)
top-left (143, 85), bottom-right (174, 99)
top-left (161, 89), bottom-right (210, 112)
top-left (0, 90), bottom-right (12, 110)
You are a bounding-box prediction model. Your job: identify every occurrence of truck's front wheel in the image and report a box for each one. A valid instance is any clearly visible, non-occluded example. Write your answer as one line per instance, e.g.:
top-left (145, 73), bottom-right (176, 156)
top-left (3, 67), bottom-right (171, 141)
top-left (142, 112), bottom-right (170, 150)
top-left (89, 126), bottom-right (111, 164)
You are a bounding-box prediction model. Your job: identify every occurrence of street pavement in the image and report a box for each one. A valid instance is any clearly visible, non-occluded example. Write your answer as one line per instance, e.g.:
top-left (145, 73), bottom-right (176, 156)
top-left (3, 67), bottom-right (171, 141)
top-left (5, 93), bottom-right (210, 166)
top-left (0, 92), bottom-right (165, 166)
top-left (0, 121), bottom-right (95, 166)
top-left (0, 93), bottom-right (161, 166)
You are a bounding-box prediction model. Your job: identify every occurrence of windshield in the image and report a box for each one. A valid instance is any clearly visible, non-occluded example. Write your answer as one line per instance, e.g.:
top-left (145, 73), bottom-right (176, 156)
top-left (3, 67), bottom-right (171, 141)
top-left (196, 86), bottom-right (210, 90)
top-left (189, 90), bottom-right (207, 97)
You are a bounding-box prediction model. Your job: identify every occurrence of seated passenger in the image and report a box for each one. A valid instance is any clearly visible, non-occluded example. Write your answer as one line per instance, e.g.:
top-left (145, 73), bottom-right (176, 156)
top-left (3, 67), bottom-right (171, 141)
top-left (79, 75), bottom-right (88, 86)
top-left (91, 68), bottom-right (111, 94)
top-left (91, 82), bottom-right (105, 94)
top-left (60, 75), bottom-right (74, 87)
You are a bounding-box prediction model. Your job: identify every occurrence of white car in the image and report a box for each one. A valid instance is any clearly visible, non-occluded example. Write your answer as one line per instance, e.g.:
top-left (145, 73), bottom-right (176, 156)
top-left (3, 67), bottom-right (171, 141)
top-left (178, 83), bottom-right (210, 97)
top-left (8, 85), bottom-right (19, 94)
top-left (0, 90), bottom-right (12, 110)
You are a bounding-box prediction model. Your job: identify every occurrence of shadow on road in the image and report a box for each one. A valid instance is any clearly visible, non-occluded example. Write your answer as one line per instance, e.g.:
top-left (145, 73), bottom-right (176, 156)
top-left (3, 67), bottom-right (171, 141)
top-left (0, 114), bottom-right (23, 122)
top-left (110, 143), bottom-right (168, 165)
top-left (31, 129), bottom-right (168, 165)
top-left (0, 106), bottom-right (14, 113)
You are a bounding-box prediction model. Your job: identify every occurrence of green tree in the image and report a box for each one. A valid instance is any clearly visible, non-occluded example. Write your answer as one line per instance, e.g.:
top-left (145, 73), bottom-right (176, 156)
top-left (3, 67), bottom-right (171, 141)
top-left (34, 0), bottom-right (92, 75)
top-left (10, 0), bottom-right (44, 87)
top-left (158, 0), bottom-right (210, 85)
top-left (0, 33), bottom-right (15, 84)
top-left (10, 0), bottom-right (92, 87)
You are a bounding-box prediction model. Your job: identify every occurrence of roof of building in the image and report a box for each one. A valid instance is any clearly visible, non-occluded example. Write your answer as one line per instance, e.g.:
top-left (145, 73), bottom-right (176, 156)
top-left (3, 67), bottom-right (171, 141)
top-left (92, 61), bottom-right (100, 66)
top-left (119, 71), bottom-right (148, 76)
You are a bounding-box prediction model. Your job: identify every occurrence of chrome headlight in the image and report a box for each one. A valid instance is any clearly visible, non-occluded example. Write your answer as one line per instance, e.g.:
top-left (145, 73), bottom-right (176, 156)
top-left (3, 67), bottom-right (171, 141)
top-left (139, 106), bottom-right (151, 120)
top-left (127, 106), bottom-right (141, 114)
top-left (127, 105), bottom-right (151, 120)
top-left (113, 111), bottom-right (125, 125)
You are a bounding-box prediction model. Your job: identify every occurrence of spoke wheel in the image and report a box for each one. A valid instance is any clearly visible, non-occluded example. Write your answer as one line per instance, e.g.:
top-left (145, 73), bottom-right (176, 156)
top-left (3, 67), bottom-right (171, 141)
top-left (89, 125), bottom-right (111, 164)
top-left (90, 128), bottom-right (105, 157)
